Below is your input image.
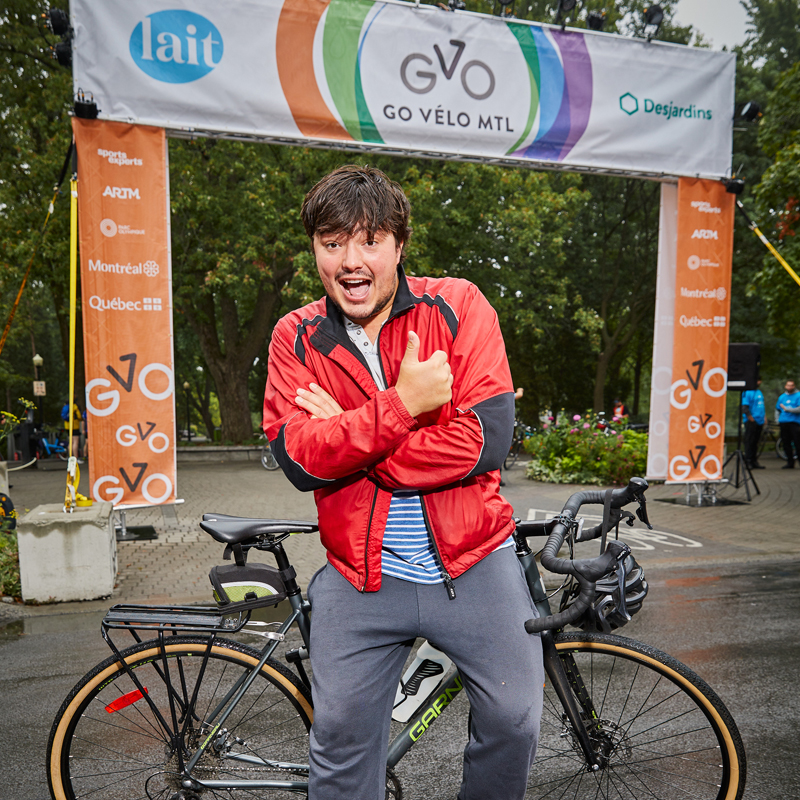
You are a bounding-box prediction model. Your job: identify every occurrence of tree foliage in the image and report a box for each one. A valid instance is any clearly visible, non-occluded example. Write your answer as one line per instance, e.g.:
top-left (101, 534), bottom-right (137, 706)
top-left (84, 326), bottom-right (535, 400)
top-left (3, 0), bottom-right (799, 444)
top-left (741, 0), bottom-right (800, 72)
top-left (169, 140), bottom-right (346, 442)
top-left (0, 0), bottom-right (76, 423)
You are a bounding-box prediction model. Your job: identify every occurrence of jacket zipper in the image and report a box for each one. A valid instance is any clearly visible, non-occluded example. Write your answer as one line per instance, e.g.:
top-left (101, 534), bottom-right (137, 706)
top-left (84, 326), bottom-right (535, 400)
top-left (361, 485), bottom-right (380, 592)
top-left (419, 495), bottom-right (456, 600)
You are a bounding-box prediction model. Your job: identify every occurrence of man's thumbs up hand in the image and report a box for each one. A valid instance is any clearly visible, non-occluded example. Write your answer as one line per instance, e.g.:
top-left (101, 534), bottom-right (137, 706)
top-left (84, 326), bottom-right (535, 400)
top-left (395, 331), bottom-right (453, 418)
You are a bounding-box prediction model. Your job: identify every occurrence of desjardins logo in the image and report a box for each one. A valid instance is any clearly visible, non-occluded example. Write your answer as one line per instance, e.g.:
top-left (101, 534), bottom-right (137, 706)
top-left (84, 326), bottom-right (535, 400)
top-left (619, 92), bottom-right (712, 121)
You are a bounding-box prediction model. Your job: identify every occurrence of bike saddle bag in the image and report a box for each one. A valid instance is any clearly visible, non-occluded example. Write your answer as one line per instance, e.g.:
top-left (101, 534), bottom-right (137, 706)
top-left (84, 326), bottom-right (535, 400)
top-left (209, 562), bottom-right (287, 612)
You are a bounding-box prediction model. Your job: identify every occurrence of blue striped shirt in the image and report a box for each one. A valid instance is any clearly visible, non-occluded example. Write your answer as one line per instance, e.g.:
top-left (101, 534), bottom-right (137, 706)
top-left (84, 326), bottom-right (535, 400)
top-left (382, 491), bottom-right (444, 583)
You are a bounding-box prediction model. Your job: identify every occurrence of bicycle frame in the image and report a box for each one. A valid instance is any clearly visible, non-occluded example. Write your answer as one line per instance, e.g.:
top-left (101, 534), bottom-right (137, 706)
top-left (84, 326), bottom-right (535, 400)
top-left (38, 436), bottom-right (67, 457)
top-left (99, 531), bottom-right (606, 794)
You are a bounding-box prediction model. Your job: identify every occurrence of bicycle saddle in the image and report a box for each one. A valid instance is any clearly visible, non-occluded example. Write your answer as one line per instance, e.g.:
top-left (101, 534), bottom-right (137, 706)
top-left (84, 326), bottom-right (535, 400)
top-left (200, 513), bottom-right (319, 544)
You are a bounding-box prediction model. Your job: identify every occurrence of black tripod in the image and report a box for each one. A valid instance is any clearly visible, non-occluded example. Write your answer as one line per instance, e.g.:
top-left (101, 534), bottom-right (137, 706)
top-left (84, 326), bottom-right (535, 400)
top-left (720, 392), bottom-right (760, 501)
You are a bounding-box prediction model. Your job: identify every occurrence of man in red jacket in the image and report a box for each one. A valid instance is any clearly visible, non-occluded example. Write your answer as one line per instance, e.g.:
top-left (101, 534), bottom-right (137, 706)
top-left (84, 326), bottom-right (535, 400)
top-left (263, 165), bottom-right (542, 800)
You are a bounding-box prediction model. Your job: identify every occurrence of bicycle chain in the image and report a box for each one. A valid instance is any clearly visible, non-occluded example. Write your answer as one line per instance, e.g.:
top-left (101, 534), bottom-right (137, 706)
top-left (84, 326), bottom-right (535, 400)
top-left (191, 763), bottom-right (309, 776)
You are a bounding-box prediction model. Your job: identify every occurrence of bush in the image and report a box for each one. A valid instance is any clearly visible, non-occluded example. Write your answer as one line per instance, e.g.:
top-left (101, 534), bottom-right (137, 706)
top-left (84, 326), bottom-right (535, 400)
top-left (524, 412), bottom-right (648, 486)
top-left (0, 530), bottom-right (21, 600)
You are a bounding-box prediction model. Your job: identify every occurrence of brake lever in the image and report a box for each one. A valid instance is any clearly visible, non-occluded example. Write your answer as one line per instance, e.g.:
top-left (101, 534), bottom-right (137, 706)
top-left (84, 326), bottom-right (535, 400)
top-left (635, 500), bottom-right (653, 530)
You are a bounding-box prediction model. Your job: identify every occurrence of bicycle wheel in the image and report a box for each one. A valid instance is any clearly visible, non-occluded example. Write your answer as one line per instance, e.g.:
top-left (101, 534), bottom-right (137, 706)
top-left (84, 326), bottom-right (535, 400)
top-left (776, 437), bottom-right (788, 461)
top-left (504, 439), bottom-right (521, 470)
top-left (262, 443), bottom-right (281, 471)
top-left (47, 636), bottom-right (313, 800)
top-left (527, 632), bottom-right (745, 800)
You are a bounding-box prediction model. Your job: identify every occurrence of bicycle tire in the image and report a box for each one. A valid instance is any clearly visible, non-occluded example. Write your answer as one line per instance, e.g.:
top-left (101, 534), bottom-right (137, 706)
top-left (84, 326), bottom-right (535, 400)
top-left (47, 636), bottom-right (313, 800)
top-left (776, 437), bottom-right (788, 461)
top-left (527, 632), bottom-right (746, 800)
top-left (261, 443), bottom-right (281, 471)
top-left (504, 439), bottom-right (521, 470)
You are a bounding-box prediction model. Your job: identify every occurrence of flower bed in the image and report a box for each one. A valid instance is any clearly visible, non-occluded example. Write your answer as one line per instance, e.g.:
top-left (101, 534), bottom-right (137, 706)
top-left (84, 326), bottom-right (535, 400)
top-left (524, 413), bottom-right (648, 486)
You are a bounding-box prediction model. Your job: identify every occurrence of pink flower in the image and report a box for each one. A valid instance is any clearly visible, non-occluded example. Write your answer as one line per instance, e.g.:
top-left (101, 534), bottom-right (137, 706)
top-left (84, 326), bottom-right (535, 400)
top-left (542, 423), bottom-right (548, 429)
top-left (570, 428), bottom-right (578, 433)
top-left (548, 416), bottom-right (555, 421)
top-left (583, 422), bottom-right (590, 429)
top-left (612, 415), bottom-right (620, 422)
top-left (572, 414), bottom-right (581, 421)
top-left (593, 432), bottom-right (599, 436)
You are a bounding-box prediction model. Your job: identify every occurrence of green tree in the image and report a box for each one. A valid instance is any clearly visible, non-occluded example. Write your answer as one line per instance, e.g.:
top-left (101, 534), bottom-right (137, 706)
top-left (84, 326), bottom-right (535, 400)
top-left (397, 161), bottom-right (589, 419)
top-left (749, 62), bottom-right (800, 341)
top-left (741, 0), bottom-right (800, 72)
top-left (0, 0), bottom-right (77, 422)
top-left (169, 140), bottom-right (350, 443)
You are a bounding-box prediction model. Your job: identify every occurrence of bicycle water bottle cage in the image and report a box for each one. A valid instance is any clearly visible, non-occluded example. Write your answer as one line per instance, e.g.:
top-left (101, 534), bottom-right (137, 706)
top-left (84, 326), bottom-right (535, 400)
top-left (209, 562), bottom-right (288, 613)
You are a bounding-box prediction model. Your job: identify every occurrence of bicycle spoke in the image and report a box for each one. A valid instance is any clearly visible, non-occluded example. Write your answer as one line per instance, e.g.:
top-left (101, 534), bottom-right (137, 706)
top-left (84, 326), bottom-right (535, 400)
top-left (49, 639), bottom-right (312, 800)
top-left (525, 636), bottom-right (742, 800)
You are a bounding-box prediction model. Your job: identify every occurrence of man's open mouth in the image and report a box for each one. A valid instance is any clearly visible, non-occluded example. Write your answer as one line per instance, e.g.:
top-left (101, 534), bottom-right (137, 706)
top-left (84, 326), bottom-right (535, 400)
top-left (340, 277), bottom-right (372, 300)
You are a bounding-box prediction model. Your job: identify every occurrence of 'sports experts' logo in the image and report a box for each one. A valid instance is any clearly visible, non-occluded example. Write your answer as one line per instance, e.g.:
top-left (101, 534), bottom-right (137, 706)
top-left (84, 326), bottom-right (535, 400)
top-left (130, 10), bottom-right (223, 84)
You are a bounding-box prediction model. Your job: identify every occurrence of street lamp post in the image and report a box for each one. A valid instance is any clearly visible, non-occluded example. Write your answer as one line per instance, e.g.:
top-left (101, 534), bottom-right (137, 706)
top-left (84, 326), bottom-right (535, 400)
top-left (183, 381), bottom-right (192, 443)
top-left (32, 353), bottom-right (44, 428)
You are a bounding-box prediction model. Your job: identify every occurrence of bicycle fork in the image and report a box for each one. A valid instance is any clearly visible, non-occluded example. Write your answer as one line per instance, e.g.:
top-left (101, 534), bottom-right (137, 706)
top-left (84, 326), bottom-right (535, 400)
top-left (540, 632), bottom-right (605, 772)
top-left (517, 543), bottom-right (605, 772)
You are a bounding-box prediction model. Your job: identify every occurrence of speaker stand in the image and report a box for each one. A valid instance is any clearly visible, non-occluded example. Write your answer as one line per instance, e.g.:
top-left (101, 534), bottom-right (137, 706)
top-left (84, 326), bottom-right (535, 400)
top-left (721, 393), bottom-right (760, 501)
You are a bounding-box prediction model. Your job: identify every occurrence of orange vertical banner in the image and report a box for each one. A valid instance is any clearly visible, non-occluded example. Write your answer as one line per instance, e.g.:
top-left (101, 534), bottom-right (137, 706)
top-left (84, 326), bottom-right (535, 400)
top-left (667, 178), bottom-right (734, 482)
top-left (73, 118), bottom-right (176, 507)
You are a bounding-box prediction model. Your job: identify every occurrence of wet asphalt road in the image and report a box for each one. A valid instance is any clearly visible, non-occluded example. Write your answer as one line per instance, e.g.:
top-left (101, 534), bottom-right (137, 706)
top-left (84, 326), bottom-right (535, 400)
top-left (1, 557), bottom-right (798, 799)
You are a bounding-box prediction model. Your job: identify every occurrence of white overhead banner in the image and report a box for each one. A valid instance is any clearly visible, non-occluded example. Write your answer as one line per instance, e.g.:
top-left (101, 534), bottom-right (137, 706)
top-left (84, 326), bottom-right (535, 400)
top-left (71, 0), bottom-right (735, 178)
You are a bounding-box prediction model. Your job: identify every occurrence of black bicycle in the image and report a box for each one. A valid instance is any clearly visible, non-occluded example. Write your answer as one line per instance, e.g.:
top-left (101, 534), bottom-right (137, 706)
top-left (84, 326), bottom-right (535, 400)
top-left (758, 420), bottom-right (793, 461)
top-left (504, 418), bottom-right (535, 469)
top-left (47, 478), bottom-right (746, 799)
top-left (260, 433), bottom-right (280, 471)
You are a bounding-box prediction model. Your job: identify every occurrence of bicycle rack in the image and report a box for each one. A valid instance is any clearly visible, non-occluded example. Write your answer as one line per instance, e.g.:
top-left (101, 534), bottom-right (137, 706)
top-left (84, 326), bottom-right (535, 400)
top-left (102, 603), bottom-right (251, 636)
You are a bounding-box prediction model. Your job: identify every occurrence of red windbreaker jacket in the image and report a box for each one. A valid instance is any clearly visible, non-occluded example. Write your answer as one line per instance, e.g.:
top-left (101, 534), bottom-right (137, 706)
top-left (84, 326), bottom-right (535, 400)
top-left (263, 269), bottom-right (516, 595)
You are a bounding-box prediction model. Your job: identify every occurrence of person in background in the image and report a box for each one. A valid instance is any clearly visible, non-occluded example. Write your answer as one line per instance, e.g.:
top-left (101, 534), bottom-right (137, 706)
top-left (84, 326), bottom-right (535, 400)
top-left (61, 398), bottom-right (82, 462)
top-left (612, 397), bottom-right (630, 419)
top-left (81, 407), bottom-right (88, 460)
top-left (742, 379), bottom-right (765, 469)
top-left (776, 380), bottom-right (800, 469)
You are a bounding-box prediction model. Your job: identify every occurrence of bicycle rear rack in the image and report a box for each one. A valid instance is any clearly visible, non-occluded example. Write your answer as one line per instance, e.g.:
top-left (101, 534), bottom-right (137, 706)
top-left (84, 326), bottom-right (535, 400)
top-left (102, 603), bottom-right (250, 635)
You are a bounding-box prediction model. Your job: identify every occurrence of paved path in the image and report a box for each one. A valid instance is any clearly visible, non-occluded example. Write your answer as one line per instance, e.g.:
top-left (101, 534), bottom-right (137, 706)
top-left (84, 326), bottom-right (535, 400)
top-left (4, 449), bottom-right (798, 621)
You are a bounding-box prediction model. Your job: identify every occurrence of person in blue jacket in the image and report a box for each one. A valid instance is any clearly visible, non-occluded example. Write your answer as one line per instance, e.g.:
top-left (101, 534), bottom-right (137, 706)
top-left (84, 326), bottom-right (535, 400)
top-left (776, 380), bottom-right (800, 468)
top-left (742, 379), bottom-right (766, 469)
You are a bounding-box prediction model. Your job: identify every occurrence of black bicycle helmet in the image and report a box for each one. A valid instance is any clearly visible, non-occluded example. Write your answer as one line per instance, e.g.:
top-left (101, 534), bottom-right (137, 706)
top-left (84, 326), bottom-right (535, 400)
top-left (561, 554), bottom-right (648, 634)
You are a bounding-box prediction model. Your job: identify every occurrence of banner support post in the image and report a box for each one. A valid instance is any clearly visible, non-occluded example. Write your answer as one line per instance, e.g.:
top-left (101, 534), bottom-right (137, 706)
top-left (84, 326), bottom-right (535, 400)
top-left (65, 143), bottom-right (80, 512)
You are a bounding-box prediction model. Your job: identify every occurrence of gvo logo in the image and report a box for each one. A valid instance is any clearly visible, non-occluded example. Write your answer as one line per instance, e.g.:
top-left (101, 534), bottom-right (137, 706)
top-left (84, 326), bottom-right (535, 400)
top-left (130, 10), bottom-right (223, 84)
top-left (401, 40), bottom-right (495, 100)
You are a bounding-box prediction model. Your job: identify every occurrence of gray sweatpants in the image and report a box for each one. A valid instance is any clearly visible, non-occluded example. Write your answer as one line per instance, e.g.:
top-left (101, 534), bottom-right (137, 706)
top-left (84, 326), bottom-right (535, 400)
top-left (306, 546), bottom-right (544, 800)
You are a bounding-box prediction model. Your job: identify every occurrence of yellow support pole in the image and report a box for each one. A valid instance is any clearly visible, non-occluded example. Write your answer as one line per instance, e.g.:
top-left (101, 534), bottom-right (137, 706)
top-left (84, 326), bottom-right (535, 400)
top-left (737, 199), bottom-right (800, 289)
top-left (65, 156), bottom-right (79, 512)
